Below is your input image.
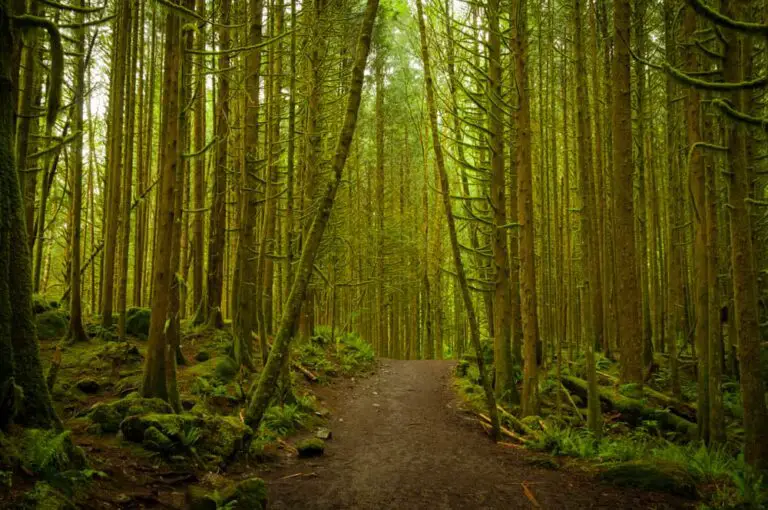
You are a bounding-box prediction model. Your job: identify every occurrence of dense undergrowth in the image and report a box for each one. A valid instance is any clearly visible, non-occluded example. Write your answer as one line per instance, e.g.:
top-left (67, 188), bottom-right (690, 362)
top-left (0, 299), bottom-right (375, 509)
top-left (455, 349), bottom-right (768, 509)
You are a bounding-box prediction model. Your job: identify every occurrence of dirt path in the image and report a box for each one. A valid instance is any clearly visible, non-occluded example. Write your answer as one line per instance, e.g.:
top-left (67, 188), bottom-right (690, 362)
top-left (265, 359), bottom-right (690, 509)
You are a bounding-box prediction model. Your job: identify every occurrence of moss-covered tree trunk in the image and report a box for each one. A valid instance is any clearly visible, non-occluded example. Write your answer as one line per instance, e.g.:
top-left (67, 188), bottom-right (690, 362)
top-left (141, 6), bottom-right (182, 408)
top-left (721, 0), bottom-right (768, 471)
top-left (0, 2), bottom-right (58, 429)
top-left (246, 0), bottom-right (378, 430)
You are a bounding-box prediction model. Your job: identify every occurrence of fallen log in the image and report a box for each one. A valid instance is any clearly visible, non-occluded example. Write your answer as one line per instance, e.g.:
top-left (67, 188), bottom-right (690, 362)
top-left (293, 361), bottom-right (319, 382)
top-left (477, 413), bottom-right (527, 443)
top-left (496, 405), bottom-right (540, 439)
top-left (561, 375), bottom-right (697, 439)
top-left (595, 370), bottom-right (697, 422)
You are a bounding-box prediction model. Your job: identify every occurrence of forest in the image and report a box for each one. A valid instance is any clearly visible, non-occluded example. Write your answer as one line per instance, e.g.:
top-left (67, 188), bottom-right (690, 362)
top-left (2, 0), bottom-right (768, 507)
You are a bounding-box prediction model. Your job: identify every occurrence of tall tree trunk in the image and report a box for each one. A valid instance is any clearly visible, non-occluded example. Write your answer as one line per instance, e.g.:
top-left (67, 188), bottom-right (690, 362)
top-left (612, 0), bottom-right (643, 386)
top-left (415, 0), bottom-right (500, 438)
top-left (141, 6), bottom-right (182, 410)
top-left (721, 0), bottom-right (768, 471)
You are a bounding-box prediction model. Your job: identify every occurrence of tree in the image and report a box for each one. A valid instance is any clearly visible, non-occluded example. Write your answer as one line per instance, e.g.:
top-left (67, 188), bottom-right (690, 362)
top-left (246, 0), bottom-right (379, 430)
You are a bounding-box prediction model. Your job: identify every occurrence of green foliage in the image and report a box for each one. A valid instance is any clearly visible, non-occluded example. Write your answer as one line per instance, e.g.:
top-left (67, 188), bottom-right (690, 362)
top-left (294, 393), bottom-right (318, 414)
top-left (21, 430), bottom-right (87, 477)
top-left (294, 342), bottom-right (332, 373)
top-left (260, 404), bottom-right (308, 436)
top-left (337, 332), bottom-right (375, 373)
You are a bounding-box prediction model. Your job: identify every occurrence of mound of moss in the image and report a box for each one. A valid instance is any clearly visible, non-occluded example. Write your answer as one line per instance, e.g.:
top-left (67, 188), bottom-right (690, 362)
top-left (24, 481), bottom-right (76, 510)
top-left (125, 307), bottom-right (151, 339)
top-left (36, 310), bottom-right (68, 339)
top-left (599, 461), bottom-right (697, 499)
top-left (88, 395), bottom-right (174, 433)
top-left (215, 356), bottom-right (238, 383)
top-left (119, 412), bottom-right (252, 460)
top-left (296, 438), bottom-right (325, 458)
top-left (221, 477), bottom-right (267, 510)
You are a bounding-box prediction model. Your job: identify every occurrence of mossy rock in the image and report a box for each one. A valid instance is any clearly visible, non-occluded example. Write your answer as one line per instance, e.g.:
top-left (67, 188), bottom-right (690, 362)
top-left (142, 426), bottom-right (175, 453)
top-left (248, 438), bottom-right (279, 463)
top-left (215, 356), bottom-right (238, 383)
top-left (296, 438), bottom-right (325, 458)
top-left (83, 342), bottom-right (142, 371)
top-left (125, 307), bottom-right (151, 339)
top-left (32, 295), bottom-right (53, 315)
top-left (221, 477), bottom-right (267, 510)
top-left (599, 461), bottom-right (697, 499)
top-left (198, 415), bottom-right (252, 458)
top-left (88, 396), bottom-right (174, 433)
top-left (23, 481), bottom-right (76, 510)
top-left (120, 413), bottom-right (199, 444)
top-left (120, 412), bottom-right (252, 459)
top-left (36, 310), bottom-right (68, 339)
top-left (185, 486), bottom-right (217, 510)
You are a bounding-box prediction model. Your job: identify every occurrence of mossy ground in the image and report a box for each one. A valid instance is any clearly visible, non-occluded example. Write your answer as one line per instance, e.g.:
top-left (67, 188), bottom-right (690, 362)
top-left (1, 321), bottom-right (373, 508)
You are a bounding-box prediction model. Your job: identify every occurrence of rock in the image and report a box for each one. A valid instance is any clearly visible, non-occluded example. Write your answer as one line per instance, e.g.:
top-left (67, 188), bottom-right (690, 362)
top-left (186, 486), bottom-right (218, 510)
top-left (599, 461), bottom-right (697, 499)
top-left (195, 350), bottom-right (211, 362)
top-left (142, 426), bottom-right (175, 452)
top-left (125, 307), bottom-right (151, 339)
top-left (120, 413), bottom-right (198, 443)
top-left (76, 378), bottom-right (100, 394)
top-left (89, 396), bottom-right (174, 433)
top-left (119, 412), bottom-right (252, 460)
top-left (24, 481), bottom-right (76, 510)
top-left (222, 478), bottom-right (267, 510)
top-left (296, 438), bottom-right (325, 458)
top-left (315, 428), bottom-right (332, 440)
top-left (215, 356), bottom-right (238, 382)
top-left (35, 310), bottom-right (68, 339)
top-left (198, 415), bottom-right (252, 458)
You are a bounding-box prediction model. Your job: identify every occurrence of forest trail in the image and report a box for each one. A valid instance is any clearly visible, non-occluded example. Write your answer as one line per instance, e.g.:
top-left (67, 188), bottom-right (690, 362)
top-left (265, 360), bottom-right (689, 509)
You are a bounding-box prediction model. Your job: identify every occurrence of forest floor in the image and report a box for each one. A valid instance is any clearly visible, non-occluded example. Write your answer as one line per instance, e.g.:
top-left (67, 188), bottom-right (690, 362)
top-left (262, 359), bottom-right (692, 509)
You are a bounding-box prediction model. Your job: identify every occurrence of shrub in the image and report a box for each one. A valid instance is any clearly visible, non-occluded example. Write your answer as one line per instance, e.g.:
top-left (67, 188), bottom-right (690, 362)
top-left (261, 404), bottom-right (308, 436)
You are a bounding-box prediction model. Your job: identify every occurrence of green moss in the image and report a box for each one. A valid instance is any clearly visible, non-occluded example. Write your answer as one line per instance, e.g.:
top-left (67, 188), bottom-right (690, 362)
top-left (186, 486), bottom-right (217, 510)
top-left (88, 396), bottom-right (173, 433)
top-left (142, 426), bottom-right (174, 453)
top-left (222, 477), bottom-right (267, 510)
top-left (296, 438), bottom-right (325, 458)
top-left (599, 461), bottom-right (697, 498)
top-left (120, 412), bottom-right (251, 460)
top-left (248, 438), bottom-right (279, 463)
top-left (35, 310), bottom-right (68, 339)
top-left (199, 415), bottom-right (252, 458)
top-left (125, 307), bottom-right (151, 339)
top-left (215, 356), bottom-right (238, 382)
top-left (23, 481), bottom-right (76, 510)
